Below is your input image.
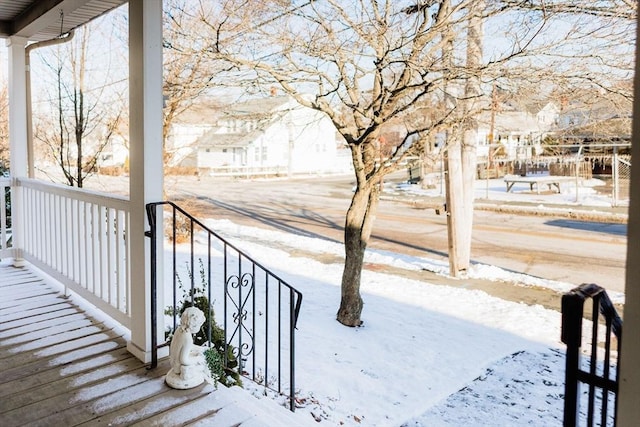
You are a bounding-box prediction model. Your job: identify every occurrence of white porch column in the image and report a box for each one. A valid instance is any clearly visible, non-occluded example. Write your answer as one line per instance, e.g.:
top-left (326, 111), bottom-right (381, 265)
top-left (617, 10), bottom-right (640, 423)
top-left (6, 36), bottom-right (29, 266)
top-left (127, 0), bottom-right (164, 363)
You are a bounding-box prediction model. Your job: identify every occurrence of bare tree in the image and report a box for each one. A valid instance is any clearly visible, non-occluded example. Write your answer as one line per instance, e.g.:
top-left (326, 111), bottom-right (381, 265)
top-left (188, 0), bottom-right (632, 325)
top-left (34, 23), bottom-right (125, 187)
top-left (194, 0), bottom-right (508, 325)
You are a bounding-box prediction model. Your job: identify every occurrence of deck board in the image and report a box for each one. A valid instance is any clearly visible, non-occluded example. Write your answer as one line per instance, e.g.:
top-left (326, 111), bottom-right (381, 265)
top-left (0, 263), bottom-right (312, 427)
top-left (0, 348), bottom-right (136, 400)
top-left (128, 393), bottom-right (227, 426)
top-left (80, 380), bottom-right (221, 426)
top-left (0, 312), bottom-right (93, 340)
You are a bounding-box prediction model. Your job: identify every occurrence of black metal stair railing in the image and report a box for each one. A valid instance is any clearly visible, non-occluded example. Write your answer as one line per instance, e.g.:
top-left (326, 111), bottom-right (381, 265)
top-left (145, 201), bottom-right (303, 411)
top-left (561, 283), bottom-right (622, 426)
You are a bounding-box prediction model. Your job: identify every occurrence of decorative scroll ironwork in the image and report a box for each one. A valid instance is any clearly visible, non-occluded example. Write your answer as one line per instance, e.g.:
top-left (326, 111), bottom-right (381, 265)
top-left (226, 272), bottom-right (255, 360)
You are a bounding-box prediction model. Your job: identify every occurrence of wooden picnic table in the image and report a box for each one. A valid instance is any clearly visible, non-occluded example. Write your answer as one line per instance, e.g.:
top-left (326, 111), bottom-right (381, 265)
top-left (503, 175), bottom-right (575, 194)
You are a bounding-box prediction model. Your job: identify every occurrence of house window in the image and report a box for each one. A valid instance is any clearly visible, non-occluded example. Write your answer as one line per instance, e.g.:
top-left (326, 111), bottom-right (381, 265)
top-left (254, 146), bottom-right (267, 162)
top-left (222, 148), bottom-right (227, 153)
top-left (233, 148), bottom-right (247, 164)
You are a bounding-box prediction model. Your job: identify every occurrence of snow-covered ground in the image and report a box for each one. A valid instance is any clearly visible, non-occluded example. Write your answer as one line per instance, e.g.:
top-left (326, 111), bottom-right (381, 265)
top-left (194, 216), bottom-right (615, 427)
top-left (30, 171), bottom-right (624, 426)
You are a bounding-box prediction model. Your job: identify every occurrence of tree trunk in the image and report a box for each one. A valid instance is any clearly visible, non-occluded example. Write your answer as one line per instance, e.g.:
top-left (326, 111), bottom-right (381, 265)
top-left (337, 182), bottom-right (378, 327)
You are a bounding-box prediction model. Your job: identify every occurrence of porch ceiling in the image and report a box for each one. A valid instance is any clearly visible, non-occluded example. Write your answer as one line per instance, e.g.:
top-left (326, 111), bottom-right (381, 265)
top-left (0, 0), bottom-right (127, 42)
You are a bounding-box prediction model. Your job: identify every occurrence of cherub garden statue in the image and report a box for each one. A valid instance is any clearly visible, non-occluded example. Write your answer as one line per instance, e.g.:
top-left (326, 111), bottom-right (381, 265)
top-left (165, 306), bottom-right (215, 389)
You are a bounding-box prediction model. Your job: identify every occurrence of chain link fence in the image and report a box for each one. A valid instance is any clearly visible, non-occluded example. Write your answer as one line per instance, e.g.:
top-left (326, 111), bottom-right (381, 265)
top-left (613, 154), bottom-right (631, 207)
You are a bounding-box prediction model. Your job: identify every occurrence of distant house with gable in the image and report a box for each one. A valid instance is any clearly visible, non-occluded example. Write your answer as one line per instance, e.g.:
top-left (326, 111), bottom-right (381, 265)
top-left (475, 99), bottom-right (560, 159)
top-left (169, 95), bottom-right (345, 175)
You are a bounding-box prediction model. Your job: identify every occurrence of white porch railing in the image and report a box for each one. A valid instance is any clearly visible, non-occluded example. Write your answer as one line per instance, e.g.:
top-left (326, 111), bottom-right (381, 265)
top-left (9, 178), bottom-right (132, 328)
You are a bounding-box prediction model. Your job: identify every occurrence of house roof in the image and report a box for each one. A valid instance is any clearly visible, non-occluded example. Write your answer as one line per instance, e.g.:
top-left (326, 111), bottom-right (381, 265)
top-left (0, 0), bottom-right (126, 42)
top-left (192, 96), bottom-right (295, 149)
top-left (198, 130), bottom-right (265, 149)
top-left (563, 116), bottom-right (632, 139)
top-left (174, 101), bottom-right (223, 125)
top-left (222, 96), bottom-right (291, 118)
top-left (174, 96), bottom-right (292, 127)
top-left (478, 111), bottom-right (547, 134)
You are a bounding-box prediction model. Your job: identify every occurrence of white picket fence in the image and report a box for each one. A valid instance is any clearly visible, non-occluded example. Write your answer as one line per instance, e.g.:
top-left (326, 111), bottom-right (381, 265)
top-left (3, 178), bottom-right (132, 328)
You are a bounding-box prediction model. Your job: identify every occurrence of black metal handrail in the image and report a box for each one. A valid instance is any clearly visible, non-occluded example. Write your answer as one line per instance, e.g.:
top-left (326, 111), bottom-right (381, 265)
top-left (145, 201), bottom-right (303, 411)
top-left (561, 283), bottom-right (622, 426)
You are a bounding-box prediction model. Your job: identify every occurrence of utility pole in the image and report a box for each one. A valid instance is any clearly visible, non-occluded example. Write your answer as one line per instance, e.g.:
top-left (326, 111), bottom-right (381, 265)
top-left (440, 0), bottom-right (465, 276)
top-left (459, 0), bottom-right (484, 273)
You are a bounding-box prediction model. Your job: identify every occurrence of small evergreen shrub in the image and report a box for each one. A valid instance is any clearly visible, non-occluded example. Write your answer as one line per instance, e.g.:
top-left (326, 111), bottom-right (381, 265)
top-left (204, 347), bottom-right (223, 386)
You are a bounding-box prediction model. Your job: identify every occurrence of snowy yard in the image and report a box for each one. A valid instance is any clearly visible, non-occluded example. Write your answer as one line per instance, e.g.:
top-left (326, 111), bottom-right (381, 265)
top-left (181, 217), bottom-right (611, 427)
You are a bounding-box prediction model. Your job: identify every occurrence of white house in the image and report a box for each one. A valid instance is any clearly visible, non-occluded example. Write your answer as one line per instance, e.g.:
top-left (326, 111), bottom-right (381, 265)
top-left (476, 101), bottom-right (560, 159)
top-left (165, 102), bottom-right (219, 168)
top-left (179, 96), bottom-right (340, 175)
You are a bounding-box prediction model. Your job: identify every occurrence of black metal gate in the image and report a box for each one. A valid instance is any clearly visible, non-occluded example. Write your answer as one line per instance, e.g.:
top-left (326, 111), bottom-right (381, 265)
top-left (562, 283), bottom-right (622, 426)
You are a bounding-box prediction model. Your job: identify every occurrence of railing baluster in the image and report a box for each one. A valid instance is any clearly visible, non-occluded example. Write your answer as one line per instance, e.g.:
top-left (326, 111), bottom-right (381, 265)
top-left (223, 242), bottom-right (229, 368)
top-left (602, 316), bottom-right (613, 426)
top-left (265, 274), bottom-right (270, 392)
top-left (587, 297), bottom-right (599, 426)
top-left (238, 252), bottom-right (243, 375)
top-left (252, 262), bottom-right (256, 382)
top-left (290, 287), bottom-right (296, 411)
top-left (70, 198), bottom-right (76, 281)
top-left (278, 279), bottom-right (282, 394)
top-left (172, 205), bottom-right (177, 332)
top-left (116, 209), bottom-right (123, 311)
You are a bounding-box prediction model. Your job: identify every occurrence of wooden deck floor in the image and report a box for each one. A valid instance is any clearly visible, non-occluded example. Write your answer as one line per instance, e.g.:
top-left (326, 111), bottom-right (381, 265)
top-left (0, 263), bottom-right (306, 427)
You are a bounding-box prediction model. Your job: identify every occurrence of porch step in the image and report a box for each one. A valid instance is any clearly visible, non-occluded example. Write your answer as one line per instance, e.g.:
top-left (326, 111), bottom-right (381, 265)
top-left (125, 383), bottom-right (312, 427)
